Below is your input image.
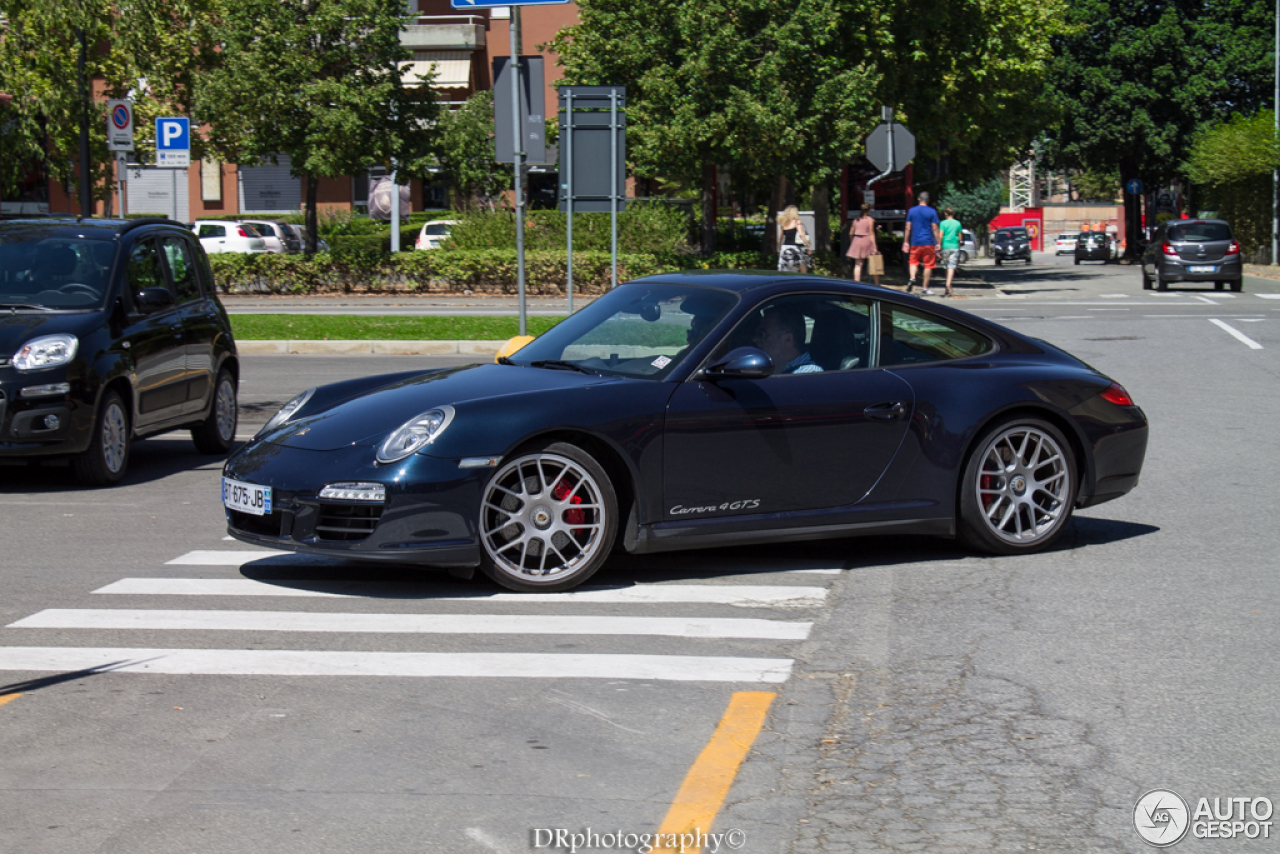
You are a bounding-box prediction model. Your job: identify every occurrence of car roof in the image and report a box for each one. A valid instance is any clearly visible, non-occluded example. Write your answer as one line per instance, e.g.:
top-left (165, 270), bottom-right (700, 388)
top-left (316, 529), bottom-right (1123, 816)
top-left (0, 216), bottom-right (182, 241)
top-left (628, 270), bottom-right (898, 299)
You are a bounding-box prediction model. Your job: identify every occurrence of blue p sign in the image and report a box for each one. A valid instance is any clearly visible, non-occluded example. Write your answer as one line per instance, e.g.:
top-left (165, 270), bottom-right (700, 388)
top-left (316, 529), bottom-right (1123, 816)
top-left (156, 117), bottom-right (190, 150)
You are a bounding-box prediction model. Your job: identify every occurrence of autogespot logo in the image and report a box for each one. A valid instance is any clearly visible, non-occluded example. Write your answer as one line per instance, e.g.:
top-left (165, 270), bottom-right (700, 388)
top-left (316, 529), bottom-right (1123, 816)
top-left (1135, 789), bottom-right (1191, 847)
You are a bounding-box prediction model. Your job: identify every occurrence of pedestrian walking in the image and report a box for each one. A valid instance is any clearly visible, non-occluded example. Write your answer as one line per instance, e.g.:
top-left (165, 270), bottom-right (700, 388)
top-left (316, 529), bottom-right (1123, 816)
top-left (938, 207), bottom-right (963, 297)
top-left (902, 191), bottom-right (941, 294)
top-left (777, 206), bottom-right (812, 274)
top-left (845, 203), bottom-right (882, 286)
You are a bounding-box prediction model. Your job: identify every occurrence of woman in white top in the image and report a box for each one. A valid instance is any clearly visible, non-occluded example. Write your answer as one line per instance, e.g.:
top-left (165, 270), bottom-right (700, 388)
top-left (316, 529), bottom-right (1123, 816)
top-left (777, 205), bottom-right (812, 274)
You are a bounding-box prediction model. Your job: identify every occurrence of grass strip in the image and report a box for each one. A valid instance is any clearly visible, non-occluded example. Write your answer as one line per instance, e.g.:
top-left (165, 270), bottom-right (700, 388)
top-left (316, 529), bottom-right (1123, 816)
top-left (229, 314), bottom-right (565, 341)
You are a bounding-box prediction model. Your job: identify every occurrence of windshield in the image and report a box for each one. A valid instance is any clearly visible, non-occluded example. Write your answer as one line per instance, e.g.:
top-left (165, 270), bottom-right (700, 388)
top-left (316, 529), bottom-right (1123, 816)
top-left (510, 282), bottom-right (738, 380)
top-left (0, 233), bottom-right (116, 310)
top-left (424, 223), bottom-right (451, 236)
top-left (996, 229), bottom-right (1028, 241)
top-left (1167, 222), bottom-right (1232, 242)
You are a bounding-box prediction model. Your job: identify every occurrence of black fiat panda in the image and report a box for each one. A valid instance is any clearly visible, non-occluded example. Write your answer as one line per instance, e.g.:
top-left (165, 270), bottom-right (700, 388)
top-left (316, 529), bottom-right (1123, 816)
top-left (0, 217), bottom-right (239, 485)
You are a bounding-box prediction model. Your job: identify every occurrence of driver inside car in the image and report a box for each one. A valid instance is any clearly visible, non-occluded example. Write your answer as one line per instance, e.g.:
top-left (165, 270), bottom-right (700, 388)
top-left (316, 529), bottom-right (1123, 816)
top-left (753, 305), bottom-right (823, 374)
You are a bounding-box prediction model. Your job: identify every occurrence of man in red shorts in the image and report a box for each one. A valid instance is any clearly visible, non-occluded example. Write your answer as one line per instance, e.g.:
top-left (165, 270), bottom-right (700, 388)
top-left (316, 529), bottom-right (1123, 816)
top-left (902, 191), bottom-right (942, 295)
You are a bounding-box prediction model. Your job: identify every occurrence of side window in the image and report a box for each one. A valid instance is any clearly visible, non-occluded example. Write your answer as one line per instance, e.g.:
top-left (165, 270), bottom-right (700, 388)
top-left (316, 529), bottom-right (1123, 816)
top-left (126, 238), bottom-right (166, 295)
top-left (710, 294), bottom-right (873, 375)
top-left (198, 224), bottom-right (225, 238)
top-left (162, 236), bottom-right (202, 303)
top-left (879, 304), bottom-right (992, 366)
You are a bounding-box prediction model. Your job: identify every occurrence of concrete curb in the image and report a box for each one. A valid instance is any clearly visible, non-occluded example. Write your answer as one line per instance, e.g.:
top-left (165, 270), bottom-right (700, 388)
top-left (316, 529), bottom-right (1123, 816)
top-left (236, 340), bottom-right (508, 356)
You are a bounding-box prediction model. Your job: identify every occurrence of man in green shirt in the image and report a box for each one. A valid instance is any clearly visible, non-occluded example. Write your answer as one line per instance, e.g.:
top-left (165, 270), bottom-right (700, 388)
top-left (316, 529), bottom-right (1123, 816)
top-left (938, 208), bottom-right (964, 298)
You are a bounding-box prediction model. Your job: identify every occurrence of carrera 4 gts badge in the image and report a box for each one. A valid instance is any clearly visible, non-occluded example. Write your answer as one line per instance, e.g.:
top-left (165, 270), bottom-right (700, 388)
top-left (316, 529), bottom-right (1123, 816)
top-left (670, 499), bottom-right (761, 515)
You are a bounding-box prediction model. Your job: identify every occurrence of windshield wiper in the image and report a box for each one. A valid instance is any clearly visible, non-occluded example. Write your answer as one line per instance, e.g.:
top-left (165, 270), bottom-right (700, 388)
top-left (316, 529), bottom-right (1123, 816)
top-left (496, 356), bottom-right (517, 365)
top-left (0, 303), bottom-right (52, 311)
top-left (529, 359), bottom-right (596, 375)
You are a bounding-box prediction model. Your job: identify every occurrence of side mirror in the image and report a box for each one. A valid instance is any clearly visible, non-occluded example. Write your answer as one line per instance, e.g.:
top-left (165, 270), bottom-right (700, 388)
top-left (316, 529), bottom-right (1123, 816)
top-left (135, 287), bottom-right (175, 313)
top-left (703, 346), bottom-right (774, 380)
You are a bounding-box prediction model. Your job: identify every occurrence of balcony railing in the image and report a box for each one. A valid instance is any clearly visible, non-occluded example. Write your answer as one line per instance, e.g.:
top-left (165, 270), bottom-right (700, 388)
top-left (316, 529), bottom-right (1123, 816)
top-left (400, 15), bottom-right (485, 51)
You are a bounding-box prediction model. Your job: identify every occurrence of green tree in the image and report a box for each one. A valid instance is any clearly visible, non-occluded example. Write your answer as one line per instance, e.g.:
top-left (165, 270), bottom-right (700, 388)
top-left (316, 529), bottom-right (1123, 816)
top-left (937, 179), bottom-right (1002, 246)
top-left (421, 90), bottom-right (511, 211)
top-left (1043, 0), bottom-right (1275, 254)
top-left (1186, 110), bottom-right (1280, 253)
top-left (0, 0), bottom-right (217, 209)
top-left (1071, 168), bottom-right (1120, 203)
top-left (192, 0), bottom-right (438, 252)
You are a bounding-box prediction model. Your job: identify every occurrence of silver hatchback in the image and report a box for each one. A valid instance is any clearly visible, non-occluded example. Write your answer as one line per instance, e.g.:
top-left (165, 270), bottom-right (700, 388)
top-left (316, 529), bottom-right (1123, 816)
top-left (1141, 219), bottom-right (1242, 291)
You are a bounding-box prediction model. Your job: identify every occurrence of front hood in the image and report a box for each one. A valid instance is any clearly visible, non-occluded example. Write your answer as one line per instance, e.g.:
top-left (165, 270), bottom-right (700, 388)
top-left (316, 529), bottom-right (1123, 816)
top-left (267, 362), bottom-right (615, 451)
top-left (0, 312), bottom-right (102, 360)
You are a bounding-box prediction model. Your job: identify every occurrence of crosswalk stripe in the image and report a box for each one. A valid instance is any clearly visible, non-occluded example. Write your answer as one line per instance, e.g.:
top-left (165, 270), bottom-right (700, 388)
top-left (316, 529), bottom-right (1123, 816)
top-left (0, 648), bottom-right (794, 683)
top-left (167, 550), bottom-right (291, 565)
top-left (93, 578), bottom-right (828, 607)
top-left (11, 609), bottom-right (812, 640)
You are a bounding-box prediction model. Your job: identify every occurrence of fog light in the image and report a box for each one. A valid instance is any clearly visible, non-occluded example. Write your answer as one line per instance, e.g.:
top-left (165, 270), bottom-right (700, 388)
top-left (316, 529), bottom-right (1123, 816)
top-left (319, 482), bottom-right (386, 502)
top-left (20, 383), bottom-right (71, 398)
top-left (42, 414), bottom-right (61, 430)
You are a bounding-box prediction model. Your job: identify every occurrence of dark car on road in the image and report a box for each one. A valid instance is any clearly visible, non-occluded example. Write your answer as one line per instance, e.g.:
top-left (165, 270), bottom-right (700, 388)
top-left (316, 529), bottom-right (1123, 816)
top-left (0, 217), bottom-right (240, 485)
top-left (993, 227), bottom-right (1032, 265)
top-left (224, 272), bottom-right (1148, 593)
top-left (1141, 219), bottom-right (1242, 291)
top-left (1074, 232), bottom-right (1115, 264)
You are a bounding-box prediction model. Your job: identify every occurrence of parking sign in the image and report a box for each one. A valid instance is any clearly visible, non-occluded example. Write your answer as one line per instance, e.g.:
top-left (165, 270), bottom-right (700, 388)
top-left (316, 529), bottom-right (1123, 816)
top-left (107, 100), bottom-right (134, 151)
top-left (155, 117), bottom-right (190, 168)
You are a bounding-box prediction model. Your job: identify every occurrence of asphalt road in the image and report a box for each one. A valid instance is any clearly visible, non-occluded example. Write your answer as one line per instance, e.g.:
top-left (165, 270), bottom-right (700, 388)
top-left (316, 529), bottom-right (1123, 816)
top-left (1, 254), bottom-right (1278, 853)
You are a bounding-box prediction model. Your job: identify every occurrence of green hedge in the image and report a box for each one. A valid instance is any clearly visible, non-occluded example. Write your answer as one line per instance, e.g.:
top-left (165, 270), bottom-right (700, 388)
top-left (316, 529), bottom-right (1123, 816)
top-left (206, 249), bottom-right (867, 295)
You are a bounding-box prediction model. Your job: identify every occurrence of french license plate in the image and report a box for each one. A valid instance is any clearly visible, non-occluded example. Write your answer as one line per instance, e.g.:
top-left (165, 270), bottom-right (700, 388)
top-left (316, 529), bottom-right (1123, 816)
top-left (223, 477), bottom-right (272, 516)
top-left (1188, 265), bottom-right (1217, 273)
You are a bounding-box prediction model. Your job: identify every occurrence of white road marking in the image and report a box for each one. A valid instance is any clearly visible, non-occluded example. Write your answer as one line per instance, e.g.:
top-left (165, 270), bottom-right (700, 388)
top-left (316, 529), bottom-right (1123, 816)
top-left (1195, 296), bottom-right (1221, 305)
top-left (0, 648), bottom-right (794, 683)
top-left (1257, 293), bottom-right (1280, 299)
top-left (1088, 308), bottom-right (1130, 311)
top-left (1209, 318), bottom-right (1264, 349)
top-left (11, 609), bottom-right (813, 640)
top-left (167, 550), bottom-right (287, 565)
top-left (93, 578), bottom-right (829, 607)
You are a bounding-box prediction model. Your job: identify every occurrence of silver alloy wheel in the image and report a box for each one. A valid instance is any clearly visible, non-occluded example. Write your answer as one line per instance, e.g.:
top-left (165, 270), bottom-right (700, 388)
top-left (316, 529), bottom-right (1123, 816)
top-left (101, 400), bottom-right (128, 475)
top-left (973, 425), bottom-right (1070, 545)
top-left (214, 377), bottom-right (237, 442)
top-left (480, 452), bottom-right (607, 583)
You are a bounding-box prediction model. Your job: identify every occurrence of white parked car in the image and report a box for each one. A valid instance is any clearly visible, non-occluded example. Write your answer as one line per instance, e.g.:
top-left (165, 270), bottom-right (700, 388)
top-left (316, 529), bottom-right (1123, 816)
top-left (242, 220), bottom-right (302, 254)
top-left (1054, 232), bottom-right (1080, 255)
top-left (416, 219), bottom-right (458, 250)
top-left (192, 220), bottom-right (269, 255)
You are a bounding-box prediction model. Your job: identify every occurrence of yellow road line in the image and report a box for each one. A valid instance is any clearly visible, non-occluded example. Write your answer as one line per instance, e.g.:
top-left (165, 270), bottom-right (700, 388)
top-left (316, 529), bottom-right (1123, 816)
top-left (653, 691), bottom-right (776, 854)
top-left (0, 693), bottom-right (21, 708)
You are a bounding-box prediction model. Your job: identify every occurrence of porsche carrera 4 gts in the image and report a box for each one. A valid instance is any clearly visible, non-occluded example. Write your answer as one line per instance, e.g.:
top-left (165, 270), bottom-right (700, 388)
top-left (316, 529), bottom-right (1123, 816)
top-left (223, 273), bottom-right (1148, 592)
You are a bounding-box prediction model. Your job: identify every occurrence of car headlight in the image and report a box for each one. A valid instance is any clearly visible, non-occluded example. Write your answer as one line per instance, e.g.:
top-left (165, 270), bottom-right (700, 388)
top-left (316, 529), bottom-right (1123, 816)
top-left (260, 387), bottom-right (315, 435)
top-left (377, 405), bottom-right (456, 463)
top-left (13, 334), bottom-right (78, 371)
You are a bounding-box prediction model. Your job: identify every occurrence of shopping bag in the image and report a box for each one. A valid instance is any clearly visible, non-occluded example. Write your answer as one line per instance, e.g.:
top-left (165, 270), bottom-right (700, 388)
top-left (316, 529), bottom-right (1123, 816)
top-left (868, 253), bottom-right (884, 276)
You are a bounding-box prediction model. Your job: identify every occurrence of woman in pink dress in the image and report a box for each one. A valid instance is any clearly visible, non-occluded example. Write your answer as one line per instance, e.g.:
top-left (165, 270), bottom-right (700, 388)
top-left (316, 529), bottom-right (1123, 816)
top-left (845, 203), bottom-right (881, 286)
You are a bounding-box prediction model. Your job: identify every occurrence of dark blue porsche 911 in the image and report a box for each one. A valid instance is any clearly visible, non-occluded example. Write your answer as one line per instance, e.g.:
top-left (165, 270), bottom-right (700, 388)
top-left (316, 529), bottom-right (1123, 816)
top-left (223, 273), bottom-right (1148, 592)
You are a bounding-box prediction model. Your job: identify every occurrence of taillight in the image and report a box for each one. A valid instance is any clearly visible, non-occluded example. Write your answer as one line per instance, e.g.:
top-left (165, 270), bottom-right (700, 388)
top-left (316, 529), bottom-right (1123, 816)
top-left (1099, 382), bottom-right (1135, 407)
top-left (237, 227), bottom-right (250, 237)
top-left (1161, 243), bottom-right (1178, 257)
top-left (1226, 240), bottom-right (1240, 256)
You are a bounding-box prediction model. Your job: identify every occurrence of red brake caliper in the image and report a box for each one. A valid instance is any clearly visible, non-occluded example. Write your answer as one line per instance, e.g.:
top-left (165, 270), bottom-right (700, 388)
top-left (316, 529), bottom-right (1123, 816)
top-left (553, 479), bottom-right (585, 530)
top-left (980, 473), bottom-right (994, 510)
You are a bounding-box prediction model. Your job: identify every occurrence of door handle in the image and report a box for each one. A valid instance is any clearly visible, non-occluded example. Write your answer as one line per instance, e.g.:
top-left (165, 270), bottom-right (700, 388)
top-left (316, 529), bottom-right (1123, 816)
top-left (864, 401), bottom-right (907, 421)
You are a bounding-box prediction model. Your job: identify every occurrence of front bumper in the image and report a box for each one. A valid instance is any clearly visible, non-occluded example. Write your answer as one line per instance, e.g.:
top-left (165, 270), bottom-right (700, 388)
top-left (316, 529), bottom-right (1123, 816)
top-left (0, 372), bottom-right (95, 459)
top-left (223, 440), bottom-right (485, 568)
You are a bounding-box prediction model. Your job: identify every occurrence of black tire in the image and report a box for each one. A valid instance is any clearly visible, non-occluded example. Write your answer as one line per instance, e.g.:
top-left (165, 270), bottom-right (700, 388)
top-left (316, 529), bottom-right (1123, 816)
top-left (958, 250), bottom-right (969, 264)
top-left (1230, 280), bottom-right (1243, 292)
top-left (191, 368), bottom-right (238, 455)
top-left (1074, 257), bottom-right (1080, 265)
top-left (1142, 272), bottom-right (1153, 290)
top-left (478, 440), bottom-right (619, 592)
top-left (1026, 255), bottom-right (1032, 264)
top-left (72, 390), bottom-right (130, 487)
top-left (995, 258), bottom-right (1002, 266)
top-left (1214, 281), bottom-right (1224, 291)
top-left (958, 417), bottom-right (1077, 555)
top-left (1156, 273), bottom-right (1169, 291)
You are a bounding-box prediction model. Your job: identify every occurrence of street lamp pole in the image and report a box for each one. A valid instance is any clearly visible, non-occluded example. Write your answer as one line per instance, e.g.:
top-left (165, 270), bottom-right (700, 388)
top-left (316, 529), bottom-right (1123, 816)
top-left (1272, 0), bottom-right (1277, 264)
